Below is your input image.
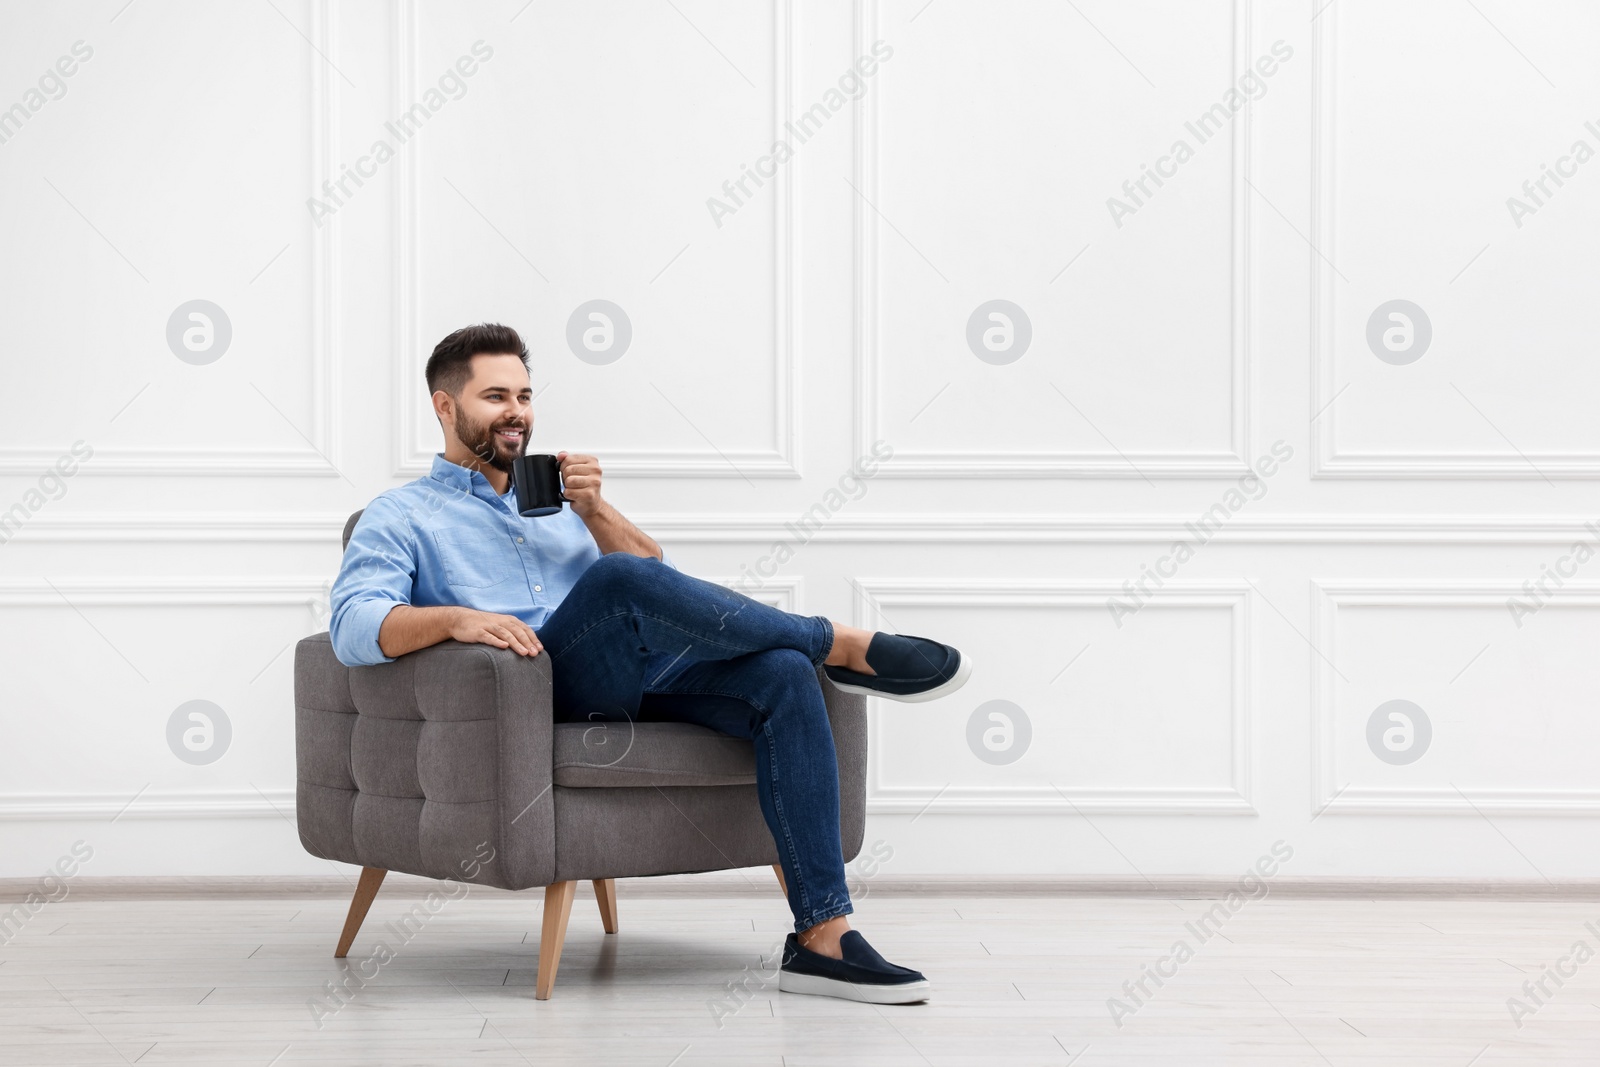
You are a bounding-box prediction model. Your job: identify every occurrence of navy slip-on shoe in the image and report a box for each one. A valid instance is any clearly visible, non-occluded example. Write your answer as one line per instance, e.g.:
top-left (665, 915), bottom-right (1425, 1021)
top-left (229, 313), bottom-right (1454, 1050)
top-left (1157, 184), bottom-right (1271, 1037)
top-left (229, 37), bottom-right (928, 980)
top-left (779, 930), bottom-right (931, 1004)
top-left (822, 632), bottom-right (972, 703)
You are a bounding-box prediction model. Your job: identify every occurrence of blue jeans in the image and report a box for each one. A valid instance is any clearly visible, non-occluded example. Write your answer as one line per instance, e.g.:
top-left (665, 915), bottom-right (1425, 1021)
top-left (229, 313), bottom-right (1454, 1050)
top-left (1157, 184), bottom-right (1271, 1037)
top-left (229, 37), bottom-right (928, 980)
top-left (534, 551), bottom-right (852, 933)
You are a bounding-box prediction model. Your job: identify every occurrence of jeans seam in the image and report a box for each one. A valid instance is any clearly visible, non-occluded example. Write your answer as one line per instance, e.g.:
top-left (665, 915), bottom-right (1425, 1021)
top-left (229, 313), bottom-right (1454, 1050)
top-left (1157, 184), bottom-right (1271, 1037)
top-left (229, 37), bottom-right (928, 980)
top-left (760, 718), bottom-right (815, 926)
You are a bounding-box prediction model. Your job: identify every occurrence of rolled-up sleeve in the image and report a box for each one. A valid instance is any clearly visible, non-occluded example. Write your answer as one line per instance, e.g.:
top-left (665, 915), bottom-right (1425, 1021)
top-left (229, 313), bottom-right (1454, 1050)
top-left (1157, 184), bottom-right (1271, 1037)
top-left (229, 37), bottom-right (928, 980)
top-left (328, 497), bottom-right (416, 667)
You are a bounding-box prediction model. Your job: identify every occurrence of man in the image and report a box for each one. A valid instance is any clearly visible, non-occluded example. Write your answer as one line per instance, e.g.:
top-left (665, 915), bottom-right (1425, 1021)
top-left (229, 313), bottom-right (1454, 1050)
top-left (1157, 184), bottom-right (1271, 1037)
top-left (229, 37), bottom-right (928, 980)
top-left (328, 323), bottom-right (971, 1004)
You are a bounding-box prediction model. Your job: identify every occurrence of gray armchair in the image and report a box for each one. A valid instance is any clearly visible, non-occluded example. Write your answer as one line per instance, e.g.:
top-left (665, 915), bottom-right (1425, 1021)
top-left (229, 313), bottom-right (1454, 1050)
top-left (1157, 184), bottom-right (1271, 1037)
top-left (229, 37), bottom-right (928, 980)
top-left (294, 509), bottom-right (869, 998)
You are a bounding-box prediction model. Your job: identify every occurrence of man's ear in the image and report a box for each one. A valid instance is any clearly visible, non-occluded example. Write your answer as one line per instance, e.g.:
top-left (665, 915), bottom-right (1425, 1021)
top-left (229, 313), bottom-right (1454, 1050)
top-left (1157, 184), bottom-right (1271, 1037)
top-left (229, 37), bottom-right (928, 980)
top-left (430, 392), bottom-right (452, 439)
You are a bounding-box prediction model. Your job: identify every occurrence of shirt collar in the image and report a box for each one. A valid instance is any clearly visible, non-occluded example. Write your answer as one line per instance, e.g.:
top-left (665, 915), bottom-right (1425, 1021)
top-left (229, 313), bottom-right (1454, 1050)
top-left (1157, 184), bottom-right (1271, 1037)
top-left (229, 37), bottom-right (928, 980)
top-left (428, 452), bottom-right (511, 499)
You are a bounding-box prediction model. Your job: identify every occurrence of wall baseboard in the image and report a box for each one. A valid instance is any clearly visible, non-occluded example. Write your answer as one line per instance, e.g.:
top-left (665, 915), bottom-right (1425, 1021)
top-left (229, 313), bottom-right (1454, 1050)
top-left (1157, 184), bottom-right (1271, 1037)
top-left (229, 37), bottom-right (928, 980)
top-left (7, 872), bottom-right (1599, 902)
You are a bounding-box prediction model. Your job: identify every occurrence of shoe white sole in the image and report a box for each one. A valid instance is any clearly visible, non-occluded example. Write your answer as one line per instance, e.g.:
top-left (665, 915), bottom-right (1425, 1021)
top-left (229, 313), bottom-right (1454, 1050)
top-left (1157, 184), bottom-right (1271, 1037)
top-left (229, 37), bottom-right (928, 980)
top-left (825, 648), bottom-right (973, 704)
top-left (779, 969), bottom-right (931, 1003)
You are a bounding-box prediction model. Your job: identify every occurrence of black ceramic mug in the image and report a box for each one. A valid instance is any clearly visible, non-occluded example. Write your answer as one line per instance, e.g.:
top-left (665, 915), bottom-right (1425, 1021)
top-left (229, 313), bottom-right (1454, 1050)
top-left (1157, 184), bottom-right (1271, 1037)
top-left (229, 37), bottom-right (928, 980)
top-left (510, 453), bottom-right (568, 517)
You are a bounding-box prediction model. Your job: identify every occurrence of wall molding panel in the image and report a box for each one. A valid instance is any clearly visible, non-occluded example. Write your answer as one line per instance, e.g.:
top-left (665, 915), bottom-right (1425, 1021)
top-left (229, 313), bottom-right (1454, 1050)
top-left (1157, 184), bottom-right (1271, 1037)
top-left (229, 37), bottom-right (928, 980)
top-left (854, 0), bottom-right (1254, 478)
top-left (849, 579), bottom-right (1254, 814)
top-left (0, 0), bottom-right (342, 477)
top-left (1311, 580), bottom-right (1600, 815)
top-left (0, 576), bottom-right (331, 823)
top-left (392, 0), bottom-right (800, 479)
top-left (1308, 3), bottom-right (1600, 480)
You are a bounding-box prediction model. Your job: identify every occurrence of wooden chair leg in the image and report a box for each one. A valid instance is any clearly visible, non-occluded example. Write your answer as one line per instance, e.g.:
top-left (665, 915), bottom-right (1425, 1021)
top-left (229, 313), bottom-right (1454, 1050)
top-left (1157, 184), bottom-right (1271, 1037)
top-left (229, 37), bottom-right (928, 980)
top-left (772, 863), bottom-right (787, 897)
top-left (536, 881), bottom-right (577, 1000)
top-left (592, 878), bottom-right (618, 934)
top-left (334, 867), bottom-right (387, 958)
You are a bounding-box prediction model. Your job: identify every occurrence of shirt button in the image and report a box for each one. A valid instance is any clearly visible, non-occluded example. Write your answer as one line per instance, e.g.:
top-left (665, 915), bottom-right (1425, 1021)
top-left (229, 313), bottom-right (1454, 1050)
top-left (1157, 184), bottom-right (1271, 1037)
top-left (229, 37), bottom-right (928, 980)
top-left (517, 537), bottom-right (524, 543)
top-left (534, 584), bottom-right (543, 592)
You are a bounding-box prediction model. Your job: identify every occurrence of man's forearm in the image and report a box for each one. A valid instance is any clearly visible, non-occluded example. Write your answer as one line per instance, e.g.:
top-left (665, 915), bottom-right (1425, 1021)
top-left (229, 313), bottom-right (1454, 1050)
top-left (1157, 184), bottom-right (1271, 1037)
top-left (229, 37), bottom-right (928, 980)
top-left (580, 500), bottom-right (662, 560)
top-left (377, 604), bottom-right (462, 660)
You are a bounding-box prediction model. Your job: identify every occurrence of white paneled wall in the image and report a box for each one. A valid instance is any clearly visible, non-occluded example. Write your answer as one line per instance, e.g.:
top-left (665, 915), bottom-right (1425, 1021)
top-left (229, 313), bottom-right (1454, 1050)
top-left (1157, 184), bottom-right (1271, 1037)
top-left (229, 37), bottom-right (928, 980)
top-left (1, 0), bottom-right (1596, 880)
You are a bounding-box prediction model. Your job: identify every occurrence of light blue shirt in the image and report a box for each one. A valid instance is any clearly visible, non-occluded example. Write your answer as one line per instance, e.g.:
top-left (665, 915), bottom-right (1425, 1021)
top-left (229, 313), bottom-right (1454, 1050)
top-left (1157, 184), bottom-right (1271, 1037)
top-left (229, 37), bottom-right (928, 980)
top-left (328, 452), bottom-right (677, 667)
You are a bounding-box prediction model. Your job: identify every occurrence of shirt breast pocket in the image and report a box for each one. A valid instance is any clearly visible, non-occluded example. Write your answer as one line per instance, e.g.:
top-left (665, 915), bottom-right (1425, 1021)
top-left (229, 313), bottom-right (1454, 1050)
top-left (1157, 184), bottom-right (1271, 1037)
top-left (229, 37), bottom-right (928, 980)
top-left (432, 527), bottom-right (514, 590)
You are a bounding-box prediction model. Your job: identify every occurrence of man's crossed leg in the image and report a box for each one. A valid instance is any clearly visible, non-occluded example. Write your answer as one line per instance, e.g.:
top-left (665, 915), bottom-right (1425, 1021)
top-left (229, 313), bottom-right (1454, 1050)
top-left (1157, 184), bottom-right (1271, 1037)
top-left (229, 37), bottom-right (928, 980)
top-left (531, 552), bottom-right (970, 1003)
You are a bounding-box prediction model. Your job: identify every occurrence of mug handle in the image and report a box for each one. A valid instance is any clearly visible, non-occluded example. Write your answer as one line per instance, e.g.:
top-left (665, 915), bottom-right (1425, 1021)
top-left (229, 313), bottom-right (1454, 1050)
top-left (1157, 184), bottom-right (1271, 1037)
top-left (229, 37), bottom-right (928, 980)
top-left (538, 453), bottom-right (564, 503)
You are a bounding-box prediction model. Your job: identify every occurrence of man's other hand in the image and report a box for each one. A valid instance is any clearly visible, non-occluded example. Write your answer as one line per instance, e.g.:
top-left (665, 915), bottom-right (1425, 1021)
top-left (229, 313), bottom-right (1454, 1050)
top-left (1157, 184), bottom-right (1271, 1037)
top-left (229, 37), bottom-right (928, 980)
top-left (448, 608), bottom-right (545, 657)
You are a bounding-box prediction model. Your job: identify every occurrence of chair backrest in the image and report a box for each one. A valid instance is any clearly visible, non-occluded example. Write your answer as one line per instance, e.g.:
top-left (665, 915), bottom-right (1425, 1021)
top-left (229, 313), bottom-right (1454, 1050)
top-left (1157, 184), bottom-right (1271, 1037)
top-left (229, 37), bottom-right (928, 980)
top-left (341, 509), bottom-right (364, 553)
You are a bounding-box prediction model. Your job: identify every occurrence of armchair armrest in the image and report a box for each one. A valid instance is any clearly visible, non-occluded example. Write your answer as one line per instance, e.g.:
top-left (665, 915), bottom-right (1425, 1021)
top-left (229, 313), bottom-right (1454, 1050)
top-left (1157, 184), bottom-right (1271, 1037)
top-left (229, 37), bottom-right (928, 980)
top-left (294, 633), bottom-right (556, 891)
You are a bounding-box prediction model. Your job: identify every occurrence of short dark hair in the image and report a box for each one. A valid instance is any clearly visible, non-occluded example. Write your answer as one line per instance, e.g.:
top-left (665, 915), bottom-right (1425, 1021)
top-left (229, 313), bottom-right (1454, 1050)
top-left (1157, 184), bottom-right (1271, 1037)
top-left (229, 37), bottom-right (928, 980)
top-left (425, 323), bottom-right (530, 401)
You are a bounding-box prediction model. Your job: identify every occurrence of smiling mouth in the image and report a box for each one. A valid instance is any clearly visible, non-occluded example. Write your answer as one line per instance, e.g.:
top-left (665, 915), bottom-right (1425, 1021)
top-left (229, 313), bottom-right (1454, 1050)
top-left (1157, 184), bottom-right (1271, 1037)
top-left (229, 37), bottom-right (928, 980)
top-left (494, 427), bottom-right (524, 445)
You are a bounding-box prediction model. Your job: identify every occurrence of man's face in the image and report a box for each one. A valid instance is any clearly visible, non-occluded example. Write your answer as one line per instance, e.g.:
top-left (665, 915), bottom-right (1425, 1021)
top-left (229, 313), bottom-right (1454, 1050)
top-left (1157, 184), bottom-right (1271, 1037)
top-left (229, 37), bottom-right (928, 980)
top-left (448, 353), bottom-right (532, 473)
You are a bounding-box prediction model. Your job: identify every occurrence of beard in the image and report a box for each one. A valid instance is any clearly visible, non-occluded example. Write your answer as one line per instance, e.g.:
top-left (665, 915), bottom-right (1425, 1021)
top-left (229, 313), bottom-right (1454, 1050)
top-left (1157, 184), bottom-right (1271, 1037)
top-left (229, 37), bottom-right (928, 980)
top-left (457, 409), bottom-right (526, 473)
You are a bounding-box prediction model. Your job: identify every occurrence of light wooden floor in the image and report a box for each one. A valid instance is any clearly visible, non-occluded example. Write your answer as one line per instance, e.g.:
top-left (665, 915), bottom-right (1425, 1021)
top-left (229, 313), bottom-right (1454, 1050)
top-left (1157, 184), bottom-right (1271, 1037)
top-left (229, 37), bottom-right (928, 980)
top-left (1, 884), bottom-right (1597, 1065)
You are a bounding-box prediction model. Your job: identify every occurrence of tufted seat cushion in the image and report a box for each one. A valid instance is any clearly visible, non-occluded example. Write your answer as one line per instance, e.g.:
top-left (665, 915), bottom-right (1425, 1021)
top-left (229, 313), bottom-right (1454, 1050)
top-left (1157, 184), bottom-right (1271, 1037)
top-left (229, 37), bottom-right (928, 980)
top-left (553, 720), bottom-right (757, 787)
